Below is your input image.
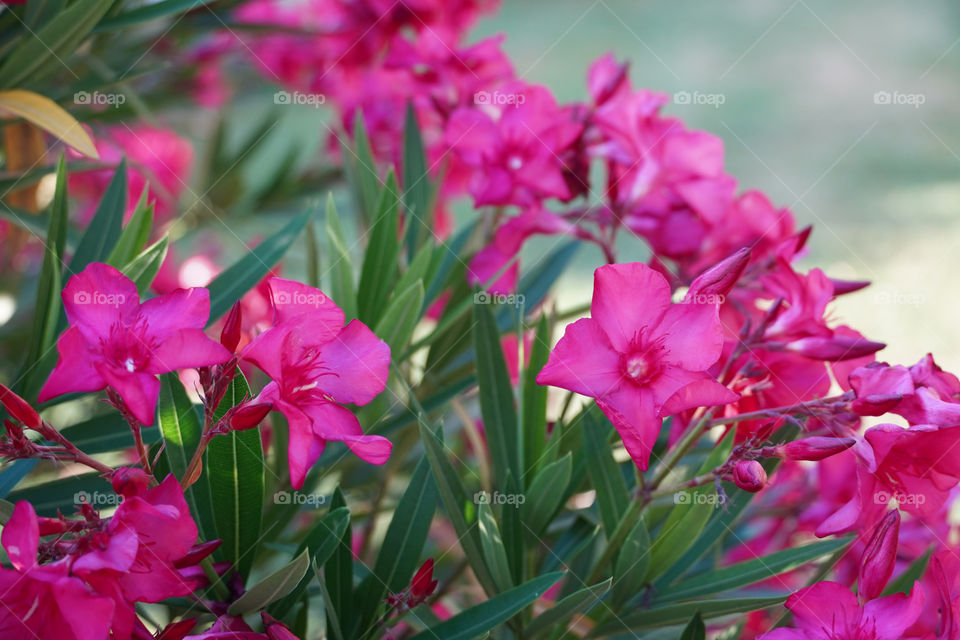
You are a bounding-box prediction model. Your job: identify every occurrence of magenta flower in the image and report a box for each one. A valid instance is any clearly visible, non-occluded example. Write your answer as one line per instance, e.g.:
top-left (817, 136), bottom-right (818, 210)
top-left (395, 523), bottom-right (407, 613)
top-left (536, 262), bottom-right (738, 470)
top-left (0, 502), bottom-right (114, 640)
top-left (849, 354), bottom-right (960, 426)
top-left (760, 581), bottom-right (923, 640)
top-left (38, 263), bottom-right (232, 425)
top-left (242, 278), bottom-right (392, 488)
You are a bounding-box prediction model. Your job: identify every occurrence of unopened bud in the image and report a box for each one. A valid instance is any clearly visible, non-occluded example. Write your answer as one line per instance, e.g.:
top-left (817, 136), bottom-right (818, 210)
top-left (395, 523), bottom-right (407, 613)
top-left (173, 540), bottom-right (222, 569)
top-left (858, 510), bottom-right (900, 602)
top-left (780, 436), bottom-right (856, 461)
top-left (410, 558), bottom-right (439, 603)
top-left (732, 460), bottom-right (767, 493)
top-left (830, 278), bottom-right (871, 295)
top-left (220, 301), bottom-right (243, 353)
top-left (689, 248), bottom-right (751, 299)
top-left (0, 383), bottom-right (42, 429)
top-left (229, 402), bottom-right (272, 431)
top-left (262, 613), bottom-right (300, 640)
top-left (783, 335), bottom-right (885, 361)
top-left (111, 467), bottom-right (151, 498)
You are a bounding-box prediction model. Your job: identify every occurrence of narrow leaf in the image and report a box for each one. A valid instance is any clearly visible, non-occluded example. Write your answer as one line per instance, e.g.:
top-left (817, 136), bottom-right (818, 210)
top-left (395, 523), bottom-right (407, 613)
top-left (228, 549), bottom-right (310, 615)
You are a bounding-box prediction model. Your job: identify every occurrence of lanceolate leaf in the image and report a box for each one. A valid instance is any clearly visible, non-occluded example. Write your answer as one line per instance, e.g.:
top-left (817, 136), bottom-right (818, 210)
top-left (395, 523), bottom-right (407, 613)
top-left (206, 208), bottom-right (313, 323)
top-left (374, 280), bottom-right (424, 355)
top-left (522, 579), bottom-right (611, 637)
top-left (325, 195), bottom-right (357, 320)
top-left (593, 594), bottom-right (789, 634)
top-left (324, 486), bottom-right (354, 635)
top-left (68, 159), bottom-right (126, 274)
top-left (478, 501), bottom-right (514, 593)
top-left (612, 517), bottom-right (651, 607)
top-left (407, 572), bottom-right (564, 640)
top-left (521, 454), bottom-right (571, 541)
top-left (207, 371), bottom-right (264, 581)
top-left (228, 549), bottom-right (310, 615)
top-left (121, 234), bottom-right (169, 296)
top-left (107, 187), bottom-right (153, 268)
top-left (401, 101), bottom-right (432, 258)
top-left (680, 613), bottom-right (706, 640)
top-left (521, 314), bottom-right (551, 479)
top-left (583, 411), bottom-right (629, 538)
top-left (357, 171), bottom-right (401, 324)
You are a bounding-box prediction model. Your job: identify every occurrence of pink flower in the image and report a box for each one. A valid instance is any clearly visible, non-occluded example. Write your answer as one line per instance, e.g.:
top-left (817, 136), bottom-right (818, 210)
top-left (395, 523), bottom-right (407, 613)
top-left (446, 83), bottom-right (582, 207)
top-left (242, 278), bottom-right (392, 488)
top-left (38, 263), bottom-right (232, 425)
top-left (0, 502), bottom-right (115, 640)
top-left (536, 262), bottom-right (738, 470)
top-left (849, 354), bottom-right (960, 426)
top-left (760, 581), bottom-right (923, 640)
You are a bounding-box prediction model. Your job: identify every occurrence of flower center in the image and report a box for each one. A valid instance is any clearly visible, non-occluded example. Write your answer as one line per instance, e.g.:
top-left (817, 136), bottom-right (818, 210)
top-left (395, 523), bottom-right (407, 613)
top-left (507, 155), bottom-right (523, 170)
top-left (625, 354), bottom-right (650, 380)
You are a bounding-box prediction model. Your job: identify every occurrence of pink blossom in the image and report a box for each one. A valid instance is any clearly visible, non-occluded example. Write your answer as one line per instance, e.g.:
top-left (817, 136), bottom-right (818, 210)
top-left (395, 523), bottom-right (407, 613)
top-left (849, 354), bottom-right (960, 426)
top-left (0, 502), bottom-right (115, 640)
top-left (537, 262), bottom-right (738, 470)
top-left (242, 278), bottom-right (392, 488)
top-left (760, 581), bottom-right (923, 640)
top-left (38, 263), bottom-right (232, 425)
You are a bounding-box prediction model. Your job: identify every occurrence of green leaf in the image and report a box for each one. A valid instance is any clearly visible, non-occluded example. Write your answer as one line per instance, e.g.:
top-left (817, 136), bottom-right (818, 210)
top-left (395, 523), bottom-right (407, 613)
top-left (121, 235), bottom-right (169, 295)
top-left (0, 498), bottom-right (14, 524)
top-left (540, 517), bottom-right (599, 574)
top-left (6, 473), bottom-right (110, 517)
top-left (612, 517), bottom-right (651, 607)
top-left (401, 101), bottom-right (432, 258)
top-left (94, 0), bottom-right (211, 32)
top-left (521, 315), bottom-right (551, 478)
top-left (324, 195), bottom-right (357, 320)
top-left (206, 208), bottom-right (313, 324)
top-left (583, 412), bottom-right (629, 538)
top-left (473, 297), bottom-right (521, 489)
top-left (478, 501), bottom-right (514, 593)
top-left (647, 430), bottom-right (735, 582)
top-left (659, 537), bottom-right (852, 603)
top-left (419, 421), bottom-right (498, 596)
top-left (0, 461), bottom-right (38, 499)
top-left (356, 455), bottom-right (438, 628)
top-left (0, 0), bottom-right (115, 89)
top-left (0, 201), bottom-right (53, 240)
top-left (521, 454), bottom-right (571, 541)
top-left (207, 371), bottom-right (264, 581)
top-left (107, 186), bottom-right (153, 268)
top-left (324, 487), bottom-right (353, 635)
top-left (357, 171), bottom-right (401, 324)
top-left (408, 572), bottom-right (564, 640)
top-left (228, 549), bottom-right (310, 615)
top-left (522, 579), bottom-right (610, 637)
top-left (680, 612), bottom-right (706, 640)
top-left (68, 159), bottom-right (126, 275)
top-left (156, 373), bottom-right (214, 540)
top-left (270, 506), bottom-right (351, 619)
top-left (374, 280), bottom-right (424, 355)
top-left (594, 594), bottom-right (788, 634)
top-left (348, 111), bottom-right (381, 225)
top-left (61, 413), bottom-right (161, 455)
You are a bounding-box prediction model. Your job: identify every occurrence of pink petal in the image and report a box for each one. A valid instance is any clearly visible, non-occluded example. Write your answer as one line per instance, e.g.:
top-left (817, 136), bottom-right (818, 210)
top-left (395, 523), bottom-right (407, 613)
top-left (139, 287), bottom-right (212, 334)
top-left (241, 325), bottom-right (291, 381)
top-left (316, 320), bottom-right (390, 406)
top-left (62, 262), bottom-right (139, 339)
top-left (786, 582), bottom-right (858, 635)
top-left (268, 277), bottom-right (345, 335)
top-left (38, 328), bottom-right (106, 402)
top-left (591, 263), bottom-right (671, 352)
top-left (2, 501), bottom-right (38, 571)
top-left (595, 386), bottom-right (660, 470)
top-left (650, 303), bottom-right (724, 371)
top-left (861, 588), bottom-right (925, 640)
top-left (52, 577), bottom-right (115, 640)
top-left (71, 526), bottom-right (138, 574)
top-left (97, 365), bottom-right (161, 426)
top-left (305, 401), bottom-right (392, 465)
top-left (659, 374), bottom-right (739, 415)
top-left (536, 318), bottom-right (623, 398)
top-left (146, 329), bottom-right (232, 374)
top-left (274, 397), bottom-right (326, 490)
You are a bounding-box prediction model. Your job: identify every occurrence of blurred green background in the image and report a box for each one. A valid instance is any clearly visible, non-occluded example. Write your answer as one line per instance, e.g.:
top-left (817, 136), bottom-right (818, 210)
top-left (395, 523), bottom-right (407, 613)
top-left (472, 0), bottom-right (960, 372)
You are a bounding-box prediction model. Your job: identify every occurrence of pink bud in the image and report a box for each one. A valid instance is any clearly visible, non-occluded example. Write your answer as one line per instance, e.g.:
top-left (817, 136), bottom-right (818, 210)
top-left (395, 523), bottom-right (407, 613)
top-left (688, 248), bottom-right (751, 299)
top-left (262, 613), bottom-right (300, 640)
top-left (830, 278), bottom-right (871, 295)
top-left (0, 383), bottom-right (42, 429)
top-left (220, 301), bottom-right (243, 353)
top-left (732, 460), bottom-right (767, 492)
top-left (858, 510), bottom-right (900, 602)
top-left (780, 436), bottom-right (856, 461)
top-left (155, 618), bottom-right (198, 640)
top-left (783, 335), bottom-right (885, 361)
top-left (229, 402), bottom-right (272, 431)
top-left (173, 540), bottom-right (222, 569)
top-left (37, 516), bottom-right (68, 536)
top-left (111, 467), bottom-right (151, 498)
top-left (410, 558), bottom-right (439, 604)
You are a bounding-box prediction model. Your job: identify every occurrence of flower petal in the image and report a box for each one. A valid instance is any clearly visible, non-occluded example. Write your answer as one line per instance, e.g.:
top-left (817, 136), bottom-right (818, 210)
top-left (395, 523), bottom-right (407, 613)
top-left (1, 501), bottom-right (38, 571)
top-left (536, 318), bottom-right (622, 398)
top-left (146, 329), bottom-right (232, 374)
top-left (268, 278), bottom-right (345, 338)
top-left (316, 320), bottom-right (391, 406)
top-left (97, 365), bottom-right (161, 426)
top-left (305, 401), bottom-right (392, 466)
top-left (38, 327), bottom-right (107, 403)
top-left (62, 262), bottom-right (139, 339)
top-left (139, 287), bottom-right (212, 334)
top-left (591, 262), bottom-right (671, 351)
top-left (595, 386), bottom-right (660, 470)
top-left (650, 303), bottom-right (724, 371)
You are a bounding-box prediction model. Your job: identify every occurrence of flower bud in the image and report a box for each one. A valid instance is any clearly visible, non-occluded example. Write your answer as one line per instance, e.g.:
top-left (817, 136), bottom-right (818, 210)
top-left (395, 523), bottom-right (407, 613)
top-left (410, 558), bottom-right (439, 604)
top-left (111, 467), bottom-right (151, 498)
top-left (229, 402), bottom-right (273, 431)
top-left (783, 335), bottom-right (885, 361)
top-left (173, 540), bottom-right (222, 569)
top-left (830, 278), bottom-right (871, 295)
top-left (220, 301), bottom-right (243, 353)
top-left (732, 460), bottom-right (767, 492)
top-left (780, 436), bottom-right (856, 461)
top-left (262, 613), bottom-right (300, 640)
top-left (858, 510), bottom-right (900, 602)
top-left (688, 248), bottom-right (751, 299)
top-left (0, 383), bottom-right (42, 429)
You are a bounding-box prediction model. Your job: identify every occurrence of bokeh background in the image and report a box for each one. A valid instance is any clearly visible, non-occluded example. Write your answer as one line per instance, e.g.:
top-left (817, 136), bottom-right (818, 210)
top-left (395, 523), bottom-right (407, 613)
top-left (468, 0), bottom-right (960, 372)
